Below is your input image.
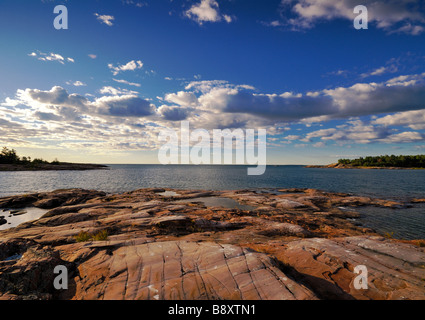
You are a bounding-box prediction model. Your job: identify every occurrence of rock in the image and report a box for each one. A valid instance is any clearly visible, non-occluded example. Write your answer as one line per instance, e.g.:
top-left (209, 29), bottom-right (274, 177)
top-left (73, 241), bottom-right (317, 300)
top-left (0, 217), bottom-right (6, 226)
top-left (259, 222), bottom-right (312, 238)
top-left (0, 242), bottom-right (73, 300)
top-left (10, 210), bottom-right (27, 216)
top-left (34, 189), bottom-right (107, 209)
top-left (274, 199), bottom-right (307, 209)
top-left (0, 194), bottom-right (38, 209)
top-left (0, 188), bottom-right (424, 300)
top-left (151, 215), bottom-right (193, 233)
top-left (0, 189), bottom-right (106, 211)
top-left (411, 198), bottom-right (425, 203)
top-left (42, 203), bottom-right (100, 218)
top-left (33, 198), bottom-right (63, 209)
top-left (193, 218), bottom-right (244, 231)
top-left (0, 238), bottom-right (39, 261)
top-left (278, 236), bottom-right (425, 300)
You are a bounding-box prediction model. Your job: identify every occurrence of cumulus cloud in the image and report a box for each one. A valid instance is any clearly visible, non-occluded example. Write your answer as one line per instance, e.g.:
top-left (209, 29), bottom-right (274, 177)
top-left (95, 95), bottom-right (155, 117)
top-left (99, 86), bottom-right (138, 96)
top-left (183, 73), bottom-right (425, 122)
top-left (281, 0), bottom-right (425, 34)
top-left (16, 86), bottom-right (155, 120)
top-left (21, 86), bottom-right (88, 110)
top-left (157, 105), bottom-right (191, 121)
top-left (4, 68), bottom-right (425, 154)
top-left (0, 85), bottom-right (163, 153)
top-left (108, 60), bottom-right (144, 75)
top-left (185, 0), bottom-right (233, 25)
top-left (95, 13), bottom-right (115, 26)
top-left (34, 111), bottom-right (63, 122)
top-left (373, 109), bottom-right (425, 130)
top-left (299, 119), bottom-right (424, 145)
top-left (165, 91), bottom-right (199, 107)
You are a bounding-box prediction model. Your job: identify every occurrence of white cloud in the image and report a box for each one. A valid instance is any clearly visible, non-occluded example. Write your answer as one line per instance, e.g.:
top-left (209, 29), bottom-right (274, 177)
top-left (185, 74), bottom-right (425, 122)
top-left (281, 0), bottom-right (425, 35)
top-left (29, 51), bottom-right (74, 65)
top-left (99, 86), bottom-right (139, 96)
top-left (0, 86), bottom-right (166, 153)
top-left (20, 86), bottom-right (88, 110)
top-left (157, 105), bottom-right (191, 121)
top-left (88, 54), bottom-right (97, 59)
top-left (95, 13), bottom-right (115, 26)
top-left (165, 91), bottom-right (199, 107)
top-left (313, 141), bottom-right (325, 148)
top-left (95, 94), bottom-right (155, 117)
top-left (185, 0), bottom-right (233, 25)
top-left (382, 131), bottom-right (423, 143)
top-left (113, 78), bottom-right (141, 87)
top-left (108, 60), bottom-right (144, 75)
top-left (67, 81), bottom-right (87, 87)
top-left (361, 65), bottom-right (398, 78)
top-left (373, 109), bottom-right (425, 130)
top-left (122, 0), bottom-right (147, 8)
top-left (300, 119), bottom-right (424, 145)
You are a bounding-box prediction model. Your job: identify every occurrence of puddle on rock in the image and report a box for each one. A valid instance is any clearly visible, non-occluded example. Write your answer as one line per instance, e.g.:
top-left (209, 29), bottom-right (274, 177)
top-left (157, 191), bottom-right (181, 197)
top-left (0, 207), bottom-right (48, 230)
top-left (177, 197), bottom-right (255, 211)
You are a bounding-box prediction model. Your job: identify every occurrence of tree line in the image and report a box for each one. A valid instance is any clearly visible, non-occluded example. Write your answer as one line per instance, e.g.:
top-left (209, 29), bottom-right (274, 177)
top-left (338, 155), bottom-right (425, 168)
top-left (0, 147), bottom-right (59, 165)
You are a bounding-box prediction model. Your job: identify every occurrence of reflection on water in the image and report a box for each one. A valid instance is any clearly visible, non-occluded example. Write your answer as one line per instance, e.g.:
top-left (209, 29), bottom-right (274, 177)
top-left (177, 197), bottom-right (255, 211)
top-left (0, 207), bottom-right (48, 230)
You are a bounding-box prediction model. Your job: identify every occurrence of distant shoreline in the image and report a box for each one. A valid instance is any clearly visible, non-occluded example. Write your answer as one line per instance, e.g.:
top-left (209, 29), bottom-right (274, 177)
top-left (0, 162), bottom-right (109, 172)
top-left (305, 163), bottom-right (425, 170)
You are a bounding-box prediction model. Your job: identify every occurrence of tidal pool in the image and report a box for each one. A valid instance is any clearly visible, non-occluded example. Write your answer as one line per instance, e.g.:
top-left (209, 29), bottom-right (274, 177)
top-left (177, 197), bottom-right (255, 211)
top-left (0, 207), bottom-right (48, 230)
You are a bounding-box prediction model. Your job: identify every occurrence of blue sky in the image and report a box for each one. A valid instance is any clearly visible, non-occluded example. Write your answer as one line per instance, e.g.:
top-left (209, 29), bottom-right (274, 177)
top-left (0, 0), bottom-right (425, 164)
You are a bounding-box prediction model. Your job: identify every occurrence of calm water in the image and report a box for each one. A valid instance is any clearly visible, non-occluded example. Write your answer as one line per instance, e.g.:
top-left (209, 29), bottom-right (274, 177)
top-left (0, 165), bottom-right (424, 239)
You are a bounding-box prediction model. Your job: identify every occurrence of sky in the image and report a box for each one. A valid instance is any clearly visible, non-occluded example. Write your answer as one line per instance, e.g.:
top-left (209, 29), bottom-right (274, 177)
top-left (0, 0), bottom-right (425, 165)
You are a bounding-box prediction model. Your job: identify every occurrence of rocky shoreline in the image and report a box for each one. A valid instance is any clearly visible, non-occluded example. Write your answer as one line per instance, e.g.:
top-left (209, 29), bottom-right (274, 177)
top-left (0, 163), bottom-right (109, 171)
top-left (0, 188), bottom-right (424, 300)
top-left (306, 163), bottom-right (425, 170)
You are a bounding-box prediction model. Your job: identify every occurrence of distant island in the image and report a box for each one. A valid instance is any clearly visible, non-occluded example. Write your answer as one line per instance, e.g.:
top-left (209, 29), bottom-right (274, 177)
top-left (0, 147), bottom-right (108, 171)
top-left (306, 154), bottom-right (425, 169)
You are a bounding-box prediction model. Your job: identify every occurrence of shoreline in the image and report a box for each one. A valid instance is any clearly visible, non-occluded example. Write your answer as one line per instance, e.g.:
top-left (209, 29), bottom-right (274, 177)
top-left (306, 163), bottom-right (425, 170)
top-left (0, 187), bottom-right (424, 300)
top-left (0, 163), bottom-right (109, 172)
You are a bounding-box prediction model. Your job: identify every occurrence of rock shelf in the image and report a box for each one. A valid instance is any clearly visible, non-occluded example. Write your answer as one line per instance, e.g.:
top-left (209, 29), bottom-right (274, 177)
top-left (0, 188), bottom-right (424, 300)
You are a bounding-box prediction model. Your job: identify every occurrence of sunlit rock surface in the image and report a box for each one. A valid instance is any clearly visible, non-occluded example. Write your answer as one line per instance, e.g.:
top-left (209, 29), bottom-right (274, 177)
top-left (0, 188), bottom-right (424, 300)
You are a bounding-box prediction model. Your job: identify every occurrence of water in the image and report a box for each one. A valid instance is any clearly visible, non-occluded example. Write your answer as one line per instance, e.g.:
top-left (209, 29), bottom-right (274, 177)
top-left (0, 207), bottom-right (48, 231)
top-left (176, 197), bottom-right (255, 211)
top-left (0, 165), bottom-right (424, 239)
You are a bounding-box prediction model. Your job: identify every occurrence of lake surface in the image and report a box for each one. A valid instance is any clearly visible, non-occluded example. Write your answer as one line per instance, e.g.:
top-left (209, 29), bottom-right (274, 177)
top-left (0, 165), bottom-right (424, 239)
